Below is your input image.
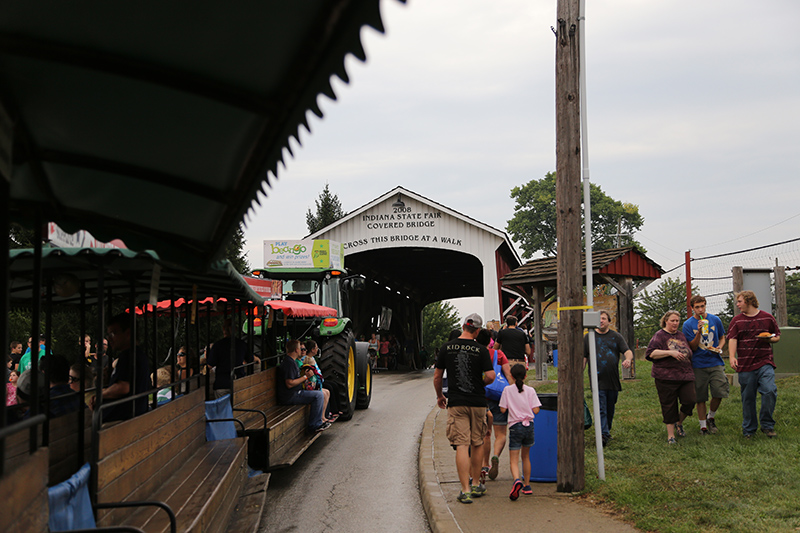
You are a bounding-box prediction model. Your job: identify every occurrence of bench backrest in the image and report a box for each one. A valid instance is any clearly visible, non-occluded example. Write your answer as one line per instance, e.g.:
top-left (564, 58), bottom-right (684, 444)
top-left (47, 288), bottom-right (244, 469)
top-left (2, 409), bottom-right (91, 487)
top-left (0, 447), bottom-right (49, 533)
top-left (96, 387), bottom-right (206, 525)
top-left (49, 409), bottom-right (93, 485)
top-left (232, 366), bottom-right (277, 420)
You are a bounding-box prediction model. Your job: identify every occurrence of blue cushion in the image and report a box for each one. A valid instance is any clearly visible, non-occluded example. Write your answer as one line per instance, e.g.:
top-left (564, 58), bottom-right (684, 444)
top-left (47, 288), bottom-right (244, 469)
top-left (48, 462), bottom-right (95, 531)
top-left (205, 394), bottom-right (237, 441)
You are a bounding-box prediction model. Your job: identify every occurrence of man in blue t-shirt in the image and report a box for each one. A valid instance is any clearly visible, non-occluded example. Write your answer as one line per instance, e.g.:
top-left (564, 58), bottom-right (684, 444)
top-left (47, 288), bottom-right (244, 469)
top-left (683, 295), bottom-right (728, 435)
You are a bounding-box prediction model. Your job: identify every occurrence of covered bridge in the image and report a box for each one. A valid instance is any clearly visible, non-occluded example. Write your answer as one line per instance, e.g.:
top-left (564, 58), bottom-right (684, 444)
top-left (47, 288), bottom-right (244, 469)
top-left (309, 186), bottom-right (522, 358)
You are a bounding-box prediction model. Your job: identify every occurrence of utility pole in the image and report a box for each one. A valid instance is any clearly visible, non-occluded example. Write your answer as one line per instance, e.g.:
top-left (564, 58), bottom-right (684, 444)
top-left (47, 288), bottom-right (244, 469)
top-left (775, 265), bottom-right (787, 326)
top-left (555, 0), bottom-right (584, 493)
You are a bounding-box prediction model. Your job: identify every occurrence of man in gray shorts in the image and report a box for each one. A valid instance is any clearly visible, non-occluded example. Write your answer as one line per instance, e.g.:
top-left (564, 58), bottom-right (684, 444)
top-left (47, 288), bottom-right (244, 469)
top-left (683, 295), bottom-right (729, 435)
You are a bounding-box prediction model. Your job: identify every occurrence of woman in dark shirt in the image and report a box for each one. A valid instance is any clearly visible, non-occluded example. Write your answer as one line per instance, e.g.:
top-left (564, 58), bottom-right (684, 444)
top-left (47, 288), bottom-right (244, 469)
top-left (646, 310), bottom-right (696, 444)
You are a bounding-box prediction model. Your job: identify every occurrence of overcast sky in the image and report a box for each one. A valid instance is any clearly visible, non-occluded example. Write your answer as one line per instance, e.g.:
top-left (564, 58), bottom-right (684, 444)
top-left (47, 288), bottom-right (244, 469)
top-left (243, 0), bottom-right (800, 318)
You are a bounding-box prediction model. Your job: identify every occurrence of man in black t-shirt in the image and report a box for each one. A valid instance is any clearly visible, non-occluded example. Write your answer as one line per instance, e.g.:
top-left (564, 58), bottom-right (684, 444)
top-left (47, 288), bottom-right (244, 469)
top-left (434, 313), bottom-right (494, 504)
top-left (208, 318), bottom-right (250, 399)
top-left (583, 310), bottom-right (633, 446)
top-left (90, 313), bottom-right (150, 422)
top-left (495, 316), bottom-right (531, 368)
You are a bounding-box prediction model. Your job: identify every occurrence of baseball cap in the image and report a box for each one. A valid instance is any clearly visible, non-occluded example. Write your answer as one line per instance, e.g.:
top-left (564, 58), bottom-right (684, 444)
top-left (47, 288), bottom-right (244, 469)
top-left (463, 313), bottom-right (483, 329)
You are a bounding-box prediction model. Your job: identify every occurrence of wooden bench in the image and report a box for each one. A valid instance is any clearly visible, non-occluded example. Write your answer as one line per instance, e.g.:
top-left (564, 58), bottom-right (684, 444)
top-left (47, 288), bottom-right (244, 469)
top-left (96, 387), bottom-right (256, 532)
top-left (233, 366), bottom-right (321, 471)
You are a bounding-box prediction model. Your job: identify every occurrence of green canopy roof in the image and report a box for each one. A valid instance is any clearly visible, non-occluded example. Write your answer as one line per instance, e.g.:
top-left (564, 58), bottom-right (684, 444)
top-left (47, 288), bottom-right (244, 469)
top-left (0, 1), bottom-right (401, 267)
top-left (9, 247), bottom-right (264, 305)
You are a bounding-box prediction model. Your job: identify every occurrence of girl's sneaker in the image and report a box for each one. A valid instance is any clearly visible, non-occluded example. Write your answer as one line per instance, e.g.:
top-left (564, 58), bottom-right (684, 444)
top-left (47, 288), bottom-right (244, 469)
top-left (521, 484), bottom-right (533, 495)
top-left (479, 466), bottom-right (489, 485)
top-left (509, 479), bottom-right (523, 501)
top-left (457, 491), bottom-right (473, 504)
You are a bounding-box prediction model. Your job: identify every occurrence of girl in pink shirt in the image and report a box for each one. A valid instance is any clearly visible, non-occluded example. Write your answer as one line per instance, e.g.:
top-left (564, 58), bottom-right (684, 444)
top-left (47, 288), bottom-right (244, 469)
top-left (499, 364), bottom-right (541, 500)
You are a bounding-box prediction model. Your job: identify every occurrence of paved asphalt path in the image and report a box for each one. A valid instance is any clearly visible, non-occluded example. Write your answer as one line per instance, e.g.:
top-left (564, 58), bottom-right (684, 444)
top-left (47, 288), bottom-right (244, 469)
top-left (259, 370), bottom-right (436, 532)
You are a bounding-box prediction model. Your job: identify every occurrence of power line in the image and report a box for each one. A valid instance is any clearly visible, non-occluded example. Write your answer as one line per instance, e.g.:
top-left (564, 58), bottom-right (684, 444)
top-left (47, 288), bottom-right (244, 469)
top-left (693, 212), bottom-right (800, 250)
top-left (693, 236), bottom-right (800, 262)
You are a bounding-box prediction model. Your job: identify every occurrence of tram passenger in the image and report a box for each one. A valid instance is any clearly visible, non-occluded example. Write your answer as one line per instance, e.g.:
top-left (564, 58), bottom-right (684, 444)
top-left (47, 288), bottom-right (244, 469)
top-left (207, 319), bottom-right (250, 399)
top-left (176, 345), bottom-right (195, 395)
top-left (42, 354), bottom-right (81, 418)
top-left (14, 369), bottom-right (46, 421)
top-left (277, 340), bottom-right (329, 433)
top-left (87, 338), bottom-right (110, 385)
top-left (70, 363), bottom-right (95, 406)
top-left (176, 346), bottom-right (195, 380)
top-left (89, 313), bottom-right (151, 422)
top-left (154, 367), bottom-right (173, 404)
top-left (304, 340), bottom-right (340, 423)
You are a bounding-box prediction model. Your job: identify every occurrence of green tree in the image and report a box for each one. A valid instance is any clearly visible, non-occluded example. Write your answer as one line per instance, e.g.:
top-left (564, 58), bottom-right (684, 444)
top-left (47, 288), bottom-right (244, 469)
top-left (224, 223), bottom-right (251, 275)
top-left (787, 272), bottom-right (800, 327)
top-left (306, 183), bottom-right (347, 234)
top-left (634, 277), bottom-right (696, 346)
top-left (9, 222), bottom-right (37, 249)
top-left (507, 171), bottom-right (645, 259)
top-left (422, 301), bottom-right (460, 358)
top-left (716, 293), bottom-right (736, 330)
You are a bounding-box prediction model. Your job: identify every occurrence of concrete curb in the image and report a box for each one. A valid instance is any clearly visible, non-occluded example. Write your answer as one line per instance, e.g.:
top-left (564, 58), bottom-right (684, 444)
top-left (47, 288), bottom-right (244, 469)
top-left (418, 407), bottom-right (462, 533)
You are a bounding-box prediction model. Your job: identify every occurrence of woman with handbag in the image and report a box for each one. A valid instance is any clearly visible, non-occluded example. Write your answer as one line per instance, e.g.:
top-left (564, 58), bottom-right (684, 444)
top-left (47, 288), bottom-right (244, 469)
top-left (476, 328), bottom-right (514, 484)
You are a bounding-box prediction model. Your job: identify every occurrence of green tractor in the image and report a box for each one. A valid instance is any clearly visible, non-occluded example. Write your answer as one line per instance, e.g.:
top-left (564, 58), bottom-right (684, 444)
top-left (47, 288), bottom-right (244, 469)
top-left (254, 242), bottom-right (371, 420)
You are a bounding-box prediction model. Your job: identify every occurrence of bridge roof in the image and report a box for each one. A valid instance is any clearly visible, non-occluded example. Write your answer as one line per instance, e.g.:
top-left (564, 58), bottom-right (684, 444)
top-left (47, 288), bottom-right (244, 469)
top-left (312, 186), bottom-right (518, 249)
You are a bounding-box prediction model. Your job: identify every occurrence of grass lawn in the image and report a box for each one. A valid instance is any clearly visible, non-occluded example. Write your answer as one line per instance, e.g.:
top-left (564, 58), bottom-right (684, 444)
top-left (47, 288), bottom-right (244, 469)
top-left (528, 359), bottom-right (800, 532)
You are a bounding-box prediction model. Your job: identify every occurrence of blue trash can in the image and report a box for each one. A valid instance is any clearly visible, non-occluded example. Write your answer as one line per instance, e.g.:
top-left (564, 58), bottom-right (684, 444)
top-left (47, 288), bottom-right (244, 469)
top-left (529, 393), bottom-right (557, 482)
top-left (552, 349), bottom-right (558, 367)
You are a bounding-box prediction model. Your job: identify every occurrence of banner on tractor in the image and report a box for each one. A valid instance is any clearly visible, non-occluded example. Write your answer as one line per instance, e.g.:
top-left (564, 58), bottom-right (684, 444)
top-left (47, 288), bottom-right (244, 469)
top-left (263, 239), bottom-right (344, 269)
